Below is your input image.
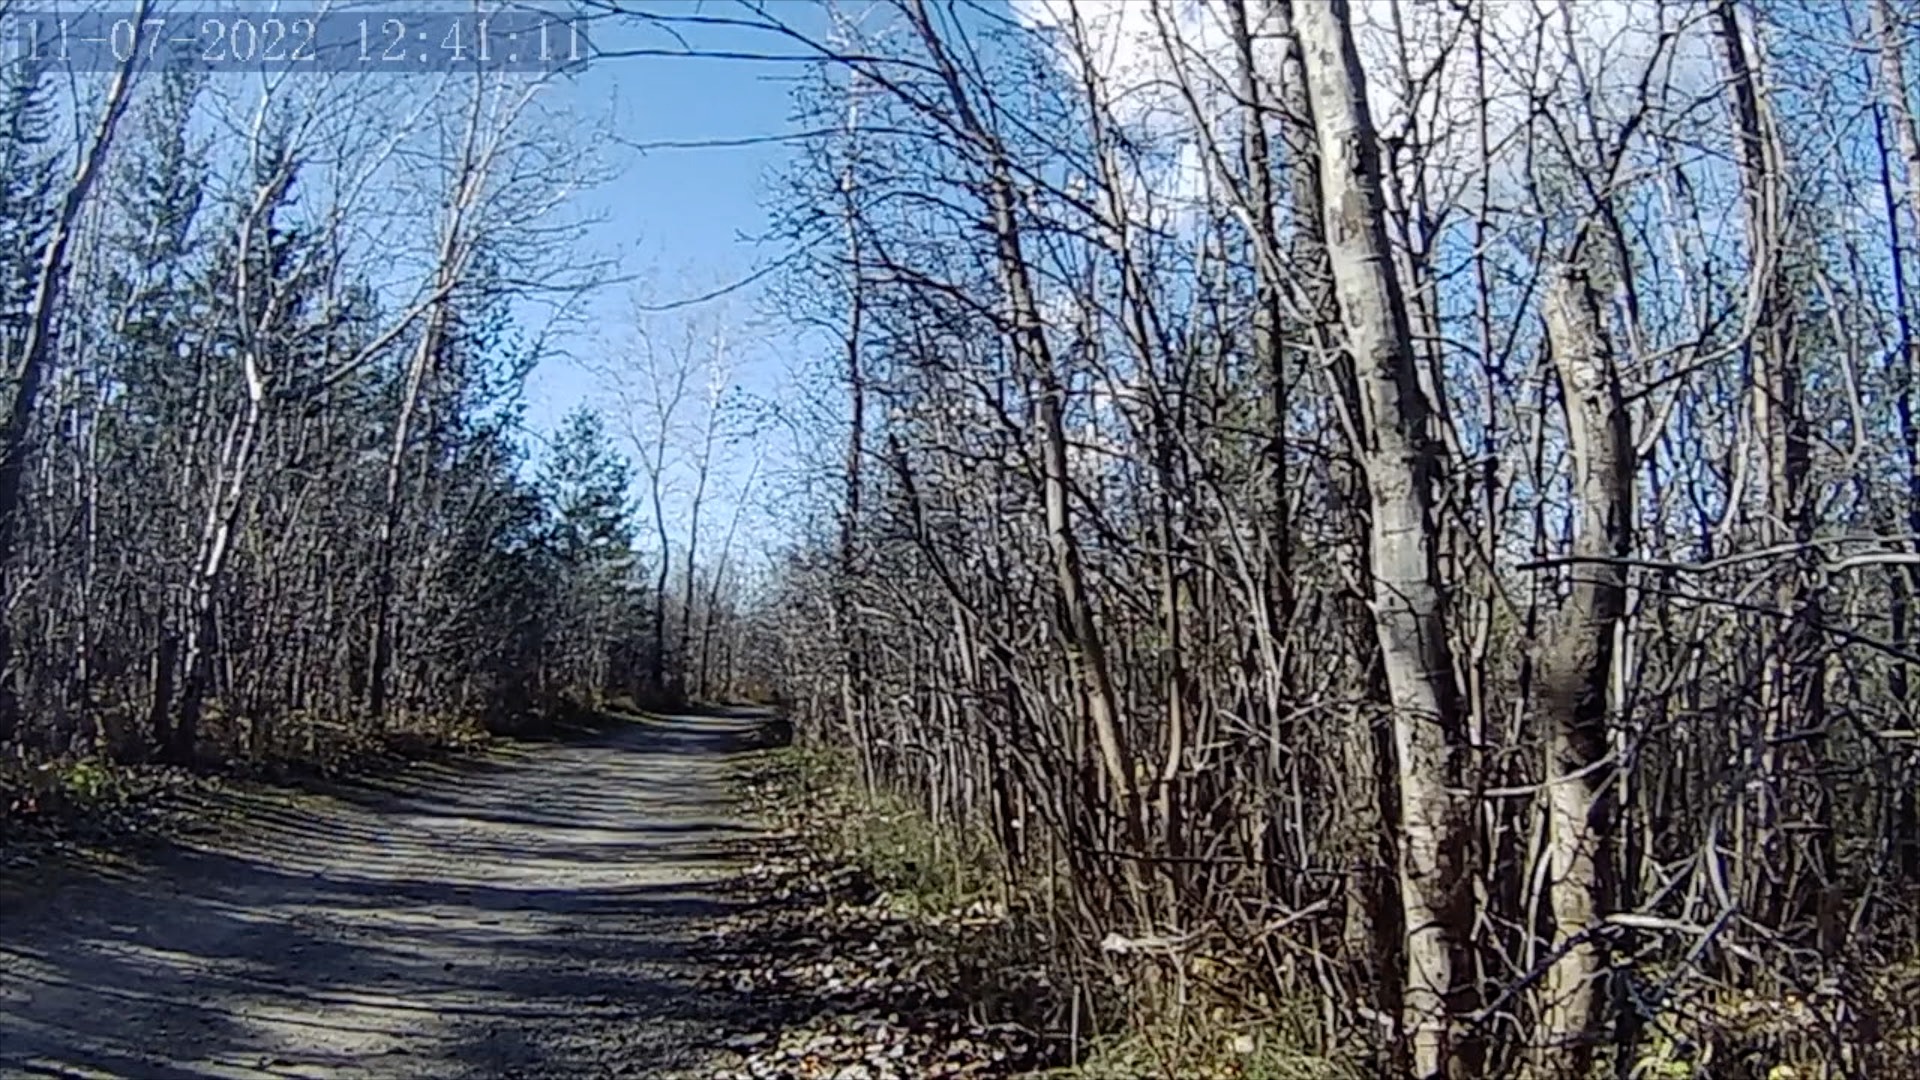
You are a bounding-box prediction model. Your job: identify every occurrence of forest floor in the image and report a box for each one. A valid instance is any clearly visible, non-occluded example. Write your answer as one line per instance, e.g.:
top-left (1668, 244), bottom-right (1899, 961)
top-left (0, 708), bottom-right (782, 1079)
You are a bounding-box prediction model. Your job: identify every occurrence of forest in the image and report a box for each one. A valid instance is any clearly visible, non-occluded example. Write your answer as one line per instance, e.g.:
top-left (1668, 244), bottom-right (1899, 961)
top-left (0, 7), bottom-right (694, 783)
top-left (6, 0), bottom-right (1920, 1077)
top-left (748, 0), bottom-right (1920, 1075)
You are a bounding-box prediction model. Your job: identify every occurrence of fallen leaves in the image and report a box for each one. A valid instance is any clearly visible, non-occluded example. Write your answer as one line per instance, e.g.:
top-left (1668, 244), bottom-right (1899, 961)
top-left (0, 760), bottom-right (212, 868)
top-left (691, 760), bottom-right (1060, 1080)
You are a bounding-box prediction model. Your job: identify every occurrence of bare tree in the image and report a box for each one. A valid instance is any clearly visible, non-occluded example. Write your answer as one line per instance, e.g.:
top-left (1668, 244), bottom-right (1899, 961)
top-left (1291, 1), bottom-right (1473, 1073)
top-left (1530, 266), bottom-right (1632, 1074)
top-left (0, 12), bottom-right (150, 742)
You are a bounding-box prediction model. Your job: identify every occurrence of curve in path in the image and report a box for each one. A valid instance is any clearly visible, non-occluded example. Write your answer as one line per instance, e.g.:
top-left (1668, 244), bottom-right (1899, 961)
top-left (0, 711), bottom-right (768, 1080)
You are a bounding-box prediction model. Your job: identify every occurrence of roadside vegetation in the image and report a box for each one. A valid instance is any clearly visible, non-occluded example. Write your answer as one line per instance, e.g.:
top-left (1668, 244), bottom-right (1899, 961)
top-left (723, 0), bottom-right (1920, 1075)
top-left (713, 743), bottom-right (1375, 1080)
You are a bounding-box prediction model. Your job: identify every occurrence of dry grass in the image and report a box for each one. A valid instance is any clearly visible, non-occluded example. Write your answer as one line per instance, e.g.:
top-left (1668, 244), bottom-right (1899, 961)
top-left (738, 745), bottom-right (1374, 1079)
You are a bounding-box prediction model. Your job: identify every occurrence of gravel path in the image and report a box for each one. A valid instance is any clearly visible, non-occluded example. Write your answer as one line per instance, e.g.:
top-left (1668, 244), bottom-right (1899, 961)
top-left (0, 711), bottom-right (770, 1079)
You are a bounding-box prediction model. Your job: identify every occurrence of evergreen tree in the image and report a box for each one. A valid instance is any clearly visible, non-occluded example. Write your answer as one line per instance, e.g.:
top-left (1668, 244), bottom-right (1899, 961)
top-left (538, 405), bottom-right (648, 702)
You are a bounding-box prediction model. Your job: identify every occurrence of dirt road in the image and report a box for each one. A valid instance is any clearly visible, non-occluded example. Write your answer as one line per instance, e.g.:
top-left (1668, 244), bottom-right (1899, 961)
top-left (0, 711), bottom-right (770, 1079)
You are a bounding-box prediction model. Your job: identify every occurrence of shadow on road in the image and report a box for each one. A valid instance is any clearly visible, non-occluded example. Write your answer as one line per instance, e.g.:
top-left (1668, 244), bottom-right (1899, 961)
top-left (0, 708), bottom-right (790, 1079)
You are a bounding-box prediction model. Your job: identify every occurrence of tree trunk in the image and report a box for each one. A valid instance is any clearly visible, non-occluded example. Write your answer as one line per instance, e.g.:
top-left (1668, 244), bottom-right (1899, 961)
top-left (650, 487), bottom-right (670, 694)
top-left (675, 387), bottom-right (715, 703)
top-left (172, 362), bottom-right (267, 762)
top-left (1714, 0), bottom-right (1827, 932)
top-left (835, 74), bottom-right (872, 773)
top-left (1532, 267), bottom-right (1632, 1075)
top-left (1292, 1), bottom-right (1473, 1073)
top-left (1870, 0), bottom-right (1920, 881)
top-left (1228, 0), bottom-right (1296, 654)
top-left (368, 304), bottom-right (446, 726)
top-left (1269, 2), bottom-right (1405, 1046)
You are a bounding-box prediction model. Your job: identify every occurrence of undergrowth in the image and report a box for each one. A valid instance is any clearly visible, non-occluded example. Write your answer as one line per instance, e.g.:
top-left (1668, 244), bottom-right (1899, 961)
top-left (722, 743), bottom-right (1061, 1075)
top-left (0, 695), bottom-right (641, 859)
top-left (748, 740), bottom-right (1920, 1079)
top-left (741, 743), bottom-right (1368, 1079)
top-left (786, 747), bottom-right (1005, 915)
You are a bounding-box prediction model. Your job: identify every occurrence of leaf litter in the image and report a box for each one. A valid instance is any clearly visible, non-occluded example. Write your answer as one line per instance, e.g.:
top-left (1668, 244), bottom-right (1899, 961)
top-left (686, 764), bottom-right (1060, 1080)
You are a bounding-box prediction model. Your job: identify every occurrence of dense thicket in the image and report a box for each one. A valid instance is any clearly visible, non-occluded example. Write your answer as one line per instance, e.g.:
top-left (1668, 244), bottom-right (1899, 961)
top-left (0, 57), bottom-right (661, 776)
top-left (739, 0), bottom-right (1920, 1075)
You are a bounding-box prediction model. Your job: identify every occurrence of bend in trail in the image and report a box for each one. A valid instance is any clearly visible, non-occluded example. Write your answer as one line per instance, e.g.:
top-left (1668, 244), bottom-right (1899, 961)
top-left (0, 710), bottom-right (770, 1080)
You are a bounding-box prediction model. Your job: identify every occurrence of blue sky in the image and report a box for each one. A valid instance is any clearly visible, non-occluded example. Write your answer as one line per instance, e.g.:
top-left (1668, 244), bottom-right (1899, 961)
top-left (518, 1), bottom-right (838, 574)
top-left (521, 2), bottom-right (812, 427)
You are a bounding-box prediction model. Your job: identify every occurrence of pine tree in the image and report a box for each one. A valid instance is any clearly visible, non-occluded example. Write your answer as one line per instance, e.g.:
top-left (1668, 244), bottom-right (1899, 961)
top-left (539, 405), bottom-right (646, 703)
